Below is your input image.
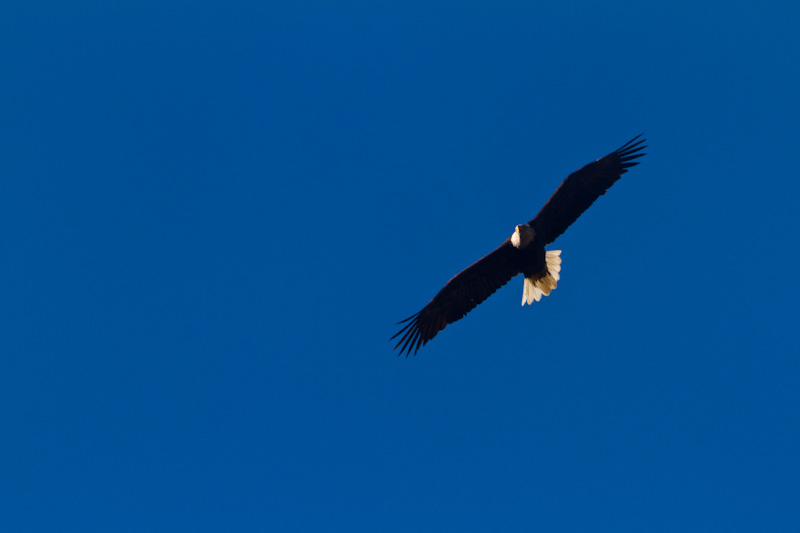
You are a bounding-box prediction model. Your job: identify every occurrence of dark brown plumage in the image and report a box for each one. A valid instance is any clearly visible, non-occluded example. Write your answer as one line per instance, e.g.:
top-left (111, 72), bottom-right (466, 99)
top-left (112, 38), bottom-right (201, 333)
top-left (392, 135), bottom-right (647, 357)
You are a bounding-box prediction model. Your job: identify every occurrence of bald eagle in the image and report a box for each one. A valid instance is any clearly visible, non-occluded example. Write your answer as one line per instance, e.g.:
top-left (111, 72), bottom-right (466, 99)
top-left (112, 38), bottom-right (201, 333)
top-left (392, 135), bottom-right (646, 356)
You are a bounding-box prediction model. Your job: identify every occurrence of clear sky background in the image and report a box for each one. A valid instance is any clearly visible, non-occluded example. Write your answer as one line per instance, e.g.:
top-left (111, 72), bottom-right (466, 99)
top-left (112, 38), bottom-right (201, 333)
top-left (2, 2), bottom-right (799, 531)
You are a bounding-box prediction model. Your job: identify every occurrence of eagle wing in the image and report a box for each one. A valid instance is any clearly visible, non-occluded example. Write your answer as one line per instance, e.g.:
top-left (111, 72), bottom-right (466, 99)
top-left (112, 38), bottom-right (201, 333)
top-left (528, 135), bottom-right (646, 245)
top-left (392, 241), bottom-right (520, 357)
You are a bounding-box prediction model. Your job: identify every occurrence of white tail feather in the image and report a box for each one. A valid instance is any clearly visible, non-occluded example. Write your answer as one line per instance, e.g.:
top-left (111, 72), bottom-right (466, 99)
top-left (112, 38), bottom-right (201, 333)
top-left (522, 250), bottom-right (562, 305)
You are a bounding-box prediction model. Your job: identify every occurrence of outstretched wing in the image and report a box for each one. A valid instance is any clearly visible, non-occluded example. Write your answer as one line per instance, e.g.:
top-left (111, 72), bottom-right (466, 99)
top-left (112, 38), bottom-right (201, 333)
top-left (528, 135), bottom-right (647, 245)
top-left (392, 242), bottom-right (520, 357)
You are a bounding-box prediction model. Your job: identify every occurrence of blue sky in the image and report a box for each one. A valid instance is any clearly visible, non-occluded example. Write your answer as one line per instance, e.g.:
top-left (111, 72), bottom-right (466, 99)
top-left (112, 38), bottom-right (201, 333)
top-left (2, 2), bottom-right (799, 531)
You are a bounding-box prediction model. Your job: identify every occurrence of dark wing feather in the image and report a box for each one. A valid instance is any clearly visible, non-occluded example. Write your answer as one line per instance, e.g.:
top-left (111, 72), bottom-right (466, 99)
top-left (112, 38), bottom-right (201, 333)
top-left (528, 135), bottom-right (647, 245)
top-left (392, 241), bottom-right (520, 357)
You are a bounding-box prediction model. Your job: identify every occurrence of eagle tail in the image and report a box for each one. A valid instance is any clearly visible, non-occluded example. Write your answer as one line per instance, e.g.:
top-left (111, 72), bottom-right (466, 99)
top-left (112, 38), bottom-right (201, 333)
top-left (522, 250), bottom-right (562, 305)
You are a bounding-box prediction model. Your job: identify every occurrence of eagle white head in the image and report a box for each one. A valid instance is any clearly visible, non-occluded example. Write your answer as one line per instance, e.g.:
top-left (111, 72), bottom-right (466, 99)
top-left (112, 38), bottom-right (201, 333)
top-left (510, 224), bottom-right (534, 249)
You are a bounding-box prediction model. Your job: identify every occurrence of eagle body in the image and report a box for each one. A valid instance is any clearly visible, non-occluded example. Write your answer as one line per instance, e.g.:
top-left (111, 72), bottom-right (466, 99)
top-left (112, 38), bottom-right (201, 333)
top-left (392, 136), bottom-right (646, 356)
top-left (510, 224), bottom-right (544, 276)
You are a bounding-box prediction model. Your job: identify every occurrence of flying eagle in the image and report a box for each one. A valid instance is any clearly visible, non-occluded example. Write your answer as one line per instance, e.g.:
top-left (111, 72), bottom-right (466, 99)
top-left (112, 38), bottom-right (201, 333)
top-left (392, 135), bottom-right (646, 356)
